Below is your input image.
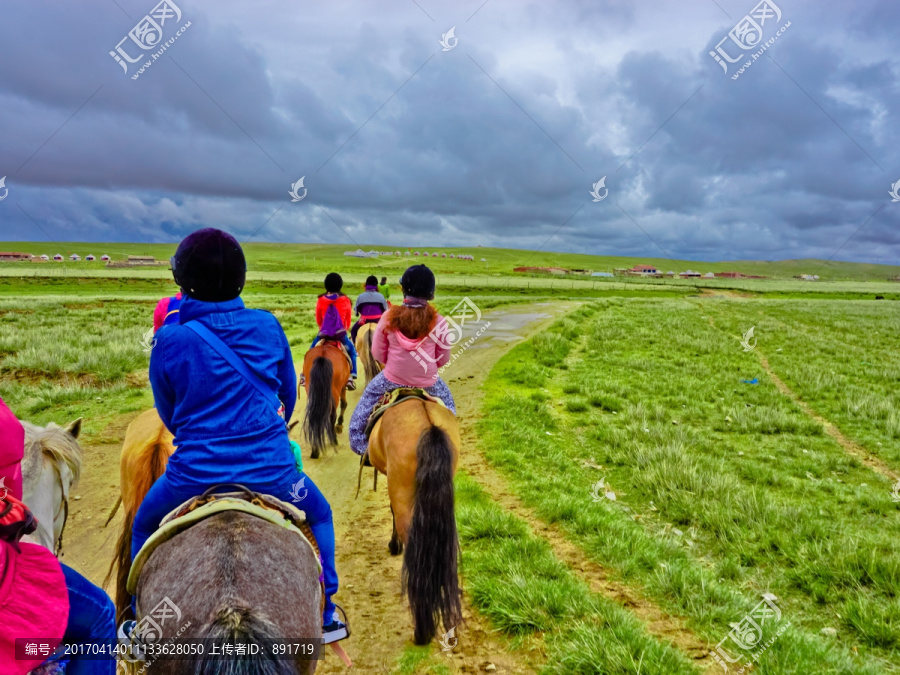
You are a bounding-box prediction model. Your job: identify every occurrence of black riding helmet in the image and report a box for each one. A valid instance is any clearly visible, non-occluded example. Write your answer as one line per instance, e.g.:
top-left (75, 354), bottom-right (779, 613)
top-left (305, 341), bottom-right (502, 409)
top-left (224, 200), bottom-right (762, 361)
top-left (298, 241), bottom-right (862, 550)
top-left (365, 275), bottom-right (378, 287)
top-left (324, 272), bottom-right (343, 293)
top-left (170, 228), bottom-right (246, 302)
top-left (400, 265), bottom-right (435, 300)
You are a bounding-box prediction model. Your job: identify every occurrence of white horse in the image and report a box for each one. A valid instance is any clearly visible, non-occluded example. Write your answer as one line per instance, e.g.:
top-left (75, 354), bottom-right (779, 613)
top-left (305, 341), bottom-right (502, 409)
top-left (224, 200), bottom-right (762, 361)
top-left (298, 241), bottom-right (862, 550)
top-left (20, 418), bottom-right (83, 554)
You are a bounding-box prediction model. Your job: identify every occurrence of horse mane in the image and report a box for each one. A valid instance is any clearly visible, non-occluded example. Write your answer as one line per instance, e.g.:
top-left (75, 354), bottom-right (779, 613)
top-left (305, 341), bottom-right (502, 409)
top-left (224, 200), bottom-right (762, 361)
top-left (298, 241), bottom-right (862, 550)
top-left (20, 420), bottom-right (84, 494)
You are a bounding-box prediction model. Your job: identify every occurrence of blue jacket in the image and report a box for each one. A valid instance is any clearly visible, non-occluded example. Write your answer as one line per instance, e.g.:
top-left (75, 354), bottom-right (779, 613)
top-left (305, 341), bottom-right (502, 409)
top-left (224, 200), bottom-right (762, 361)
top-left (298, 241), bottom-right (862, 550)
top-left (149, 296), bottom-right (298, 490)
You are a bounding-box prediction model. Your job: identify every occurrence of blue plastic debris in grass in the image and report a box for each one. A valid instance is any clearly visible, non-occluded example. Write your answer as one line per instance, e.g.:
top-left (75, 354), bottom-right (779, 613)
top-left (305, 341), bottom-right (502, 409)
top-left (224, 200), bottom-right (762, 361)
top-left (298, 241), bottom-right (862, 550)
top-left (741, 378), bottom-right (759, 384)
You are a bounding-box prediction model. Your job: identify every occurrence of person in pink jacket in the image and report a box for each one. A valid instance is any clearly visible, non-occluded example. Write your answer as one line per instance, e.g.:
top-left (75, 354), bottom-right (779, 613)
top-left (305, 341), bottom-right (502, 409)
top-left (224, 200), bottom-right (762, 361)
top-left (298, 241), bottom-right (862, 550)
top-left (0, 397), bottom-right (117, 675)
top-left (348, 265), bottom-right (456, 455)
top-left (0, 396), bottom-right (24, 499)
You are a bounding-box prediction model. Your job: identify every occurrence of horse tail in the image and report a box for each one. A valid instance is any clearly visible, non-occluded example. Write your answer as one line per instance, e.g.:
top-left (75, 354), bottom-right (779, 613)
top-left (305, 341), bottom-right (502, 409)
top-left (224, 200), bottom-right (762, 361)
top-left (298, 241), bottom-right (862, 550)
top-left (363, 327), bottom-right (381, 381)
top-left (303, 356), bottom-right (336, 459)
top-left (403, 425), bottom-right (462, 645)
top-left (183, 605), bottom-right (301, 675)
top-left (107, 418), bottom-right (173, 622)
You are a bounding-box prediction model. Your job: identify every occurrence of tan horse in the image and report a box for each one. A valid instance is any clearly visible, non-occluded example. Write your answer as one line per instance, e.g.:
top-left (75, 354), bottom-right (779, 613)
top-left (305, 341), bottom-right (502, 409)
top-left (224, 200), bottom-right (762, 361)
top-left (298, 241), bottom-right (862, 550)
top-left (107, 408), bottom-right (175, 621)
top-left (355, 322), bottom-right (383, 384)
top-left (367, 399), bottom-right (462, 645)
top-left (301, 342), bottom-right (350, 459)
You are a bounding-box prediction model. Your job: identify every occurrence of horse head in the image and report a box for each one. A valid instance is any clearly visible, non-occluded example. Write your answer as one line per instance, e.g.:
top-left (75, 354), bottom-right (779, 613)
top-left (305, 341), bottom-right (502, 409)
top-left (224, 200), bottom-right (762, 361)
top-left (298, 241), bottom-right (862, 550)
top-left (20, 417), bottom-right (84, 554)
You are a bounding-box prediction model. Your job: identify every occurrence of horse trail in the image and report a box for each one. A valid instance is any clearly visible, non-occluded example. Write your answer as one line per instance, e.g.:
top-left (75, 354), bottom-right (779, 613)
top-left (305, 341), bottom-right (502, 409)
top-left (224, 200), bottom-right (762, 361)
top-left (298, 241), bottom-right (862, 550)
top-left (63, 301), bottom-right (713, 673)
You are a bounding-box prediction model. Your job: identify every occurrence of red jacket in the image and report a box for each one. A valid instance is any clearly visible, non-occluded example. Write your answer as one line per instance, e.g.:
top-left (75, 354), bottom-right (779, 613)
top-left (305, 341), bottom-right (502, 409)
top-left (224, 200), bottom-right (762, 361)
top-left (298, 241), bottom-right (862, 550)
top-left (0, 397), bottom-right (24, 500)
top-left (315, 294), bottom-right (352, 331)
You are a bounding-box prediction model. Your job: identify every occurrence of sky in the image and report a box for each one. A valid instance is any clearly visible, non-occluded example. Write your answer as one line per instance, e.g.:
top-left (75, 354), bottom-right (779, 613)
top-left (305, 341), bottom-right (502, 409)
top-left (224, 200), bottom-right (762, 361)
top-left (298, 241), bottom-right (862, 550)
top-left (0, 0), bottom-right (897, 263)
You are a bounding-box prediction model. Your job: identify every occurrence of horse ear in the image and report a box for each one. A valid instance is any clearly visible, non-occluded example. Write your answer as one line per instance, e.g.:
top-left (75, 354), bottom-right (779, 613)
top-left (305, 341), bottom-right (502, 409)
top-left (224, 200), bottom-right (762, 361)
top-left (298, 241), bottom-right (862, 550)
top-left (64, 417), bottom-right (83, 439)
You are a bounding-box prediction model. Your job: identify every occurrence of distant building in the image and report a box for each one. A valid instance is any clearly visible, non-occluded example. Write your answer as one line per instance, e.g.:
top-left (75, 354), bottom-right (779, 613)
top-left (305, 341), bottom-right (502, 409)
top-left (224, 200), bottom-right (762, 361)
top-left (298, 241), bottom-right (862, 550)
top-left (798, 274), bottom-right (819, 281)
top-left (481, 258), bottom-right (487, 262)
top-left (70, 254), bottom-right (81, 261)
top-left (666, 271), bottom-right (675, 276)
top-left (404, 251), bottom-right (411, 256)
top-left (627, 264), bottom-right (660, 277)
top-left (679, 270), bottom-right (701, 278)
top-left (432, 253), bottom-right (438, 257)
top-left (343, 249), bottom-right (373, 258)
top-left (101, 255), bottom-right (111, 261)
top-left (53, 254), bottom-right (63, 261)
top-left (85, 254), bottom-right (95, 261)
top-left (703, 272), bottom-right (715, 278)
top-left (0, 252), bottom-right (31, 261)
top-left (106, 255), bottom-right (168, 268)
top-left (40, 254), bottom-right (49, 261)
top-left (441, 253), bottom-right (447, 258)
top-left (591, 272), bottom-right (614, 277)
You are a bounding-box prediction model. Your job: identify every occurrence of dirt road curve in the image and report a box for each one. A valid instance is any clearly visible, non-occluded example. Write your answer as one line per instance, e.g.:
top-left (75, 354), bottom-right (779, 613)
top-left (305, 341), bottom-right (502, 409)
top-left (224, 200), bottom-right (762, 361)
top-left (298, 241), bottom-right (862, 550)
top-left (62, 302), bottom-right (573, 673)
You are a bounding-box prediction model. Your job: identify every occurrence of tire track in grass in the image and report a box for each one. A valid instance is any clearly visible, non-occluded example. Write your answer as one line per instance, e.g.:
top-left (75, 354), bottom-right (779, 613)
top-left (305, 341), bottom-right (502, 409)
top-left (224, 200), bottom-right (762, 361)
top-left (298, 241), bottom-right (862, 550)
top-left (705, 308), bottom-right (899, 482)
top-left (462, 454), bottom-right (716, 671)
top-left (756, 351), bottom-right (900, 482)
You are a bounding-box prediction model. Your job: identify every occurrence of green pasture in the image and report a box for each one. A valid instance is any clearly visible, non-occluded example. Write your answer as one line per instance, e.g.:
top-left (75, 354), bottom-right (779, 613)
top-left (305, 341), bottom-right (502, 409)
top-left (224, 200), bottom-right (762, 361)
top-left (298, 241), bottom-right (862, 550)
top-left (2, 255), bottom-right (900, 672)
top-left (475, 299), bottom-right (900, 673)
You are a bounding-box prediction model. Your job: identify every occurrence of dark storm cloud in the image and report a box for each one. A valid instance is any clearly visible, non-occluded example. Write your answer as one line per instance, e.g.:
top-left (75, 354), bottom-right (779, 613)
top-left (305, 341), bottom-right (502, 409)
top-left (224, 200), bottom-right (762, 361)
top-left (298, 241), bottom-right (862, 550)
top-left (0, 0), bottom-right (897, 263)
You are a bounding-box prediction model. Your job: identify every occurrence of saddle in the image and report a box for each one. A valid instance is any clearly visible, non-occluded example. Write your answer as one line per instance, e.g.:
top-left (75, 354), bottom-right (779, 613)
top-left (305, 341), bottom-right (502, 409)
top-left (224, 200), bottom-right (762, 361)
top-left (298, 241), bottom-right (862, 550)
top-left (363, 388), bottom-right (447, 440)
top-left (128, 484), bottom-right (322, 596)
top-left (313, 337), bottom-right (353, 369)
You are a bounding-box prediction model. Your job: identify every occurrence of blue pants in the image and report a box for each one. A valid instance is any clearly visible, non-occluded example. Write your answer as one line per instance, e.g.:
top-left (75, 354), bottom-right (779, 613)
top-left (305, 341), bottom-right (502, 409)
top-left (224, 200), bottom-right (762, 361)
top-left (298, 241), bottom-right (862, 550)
top-left (311, 334), bottom-right (357, 377)
top-left (131, 471), bottom-right (339, 622)
top-left (62, 564), bottom-right (117, 675)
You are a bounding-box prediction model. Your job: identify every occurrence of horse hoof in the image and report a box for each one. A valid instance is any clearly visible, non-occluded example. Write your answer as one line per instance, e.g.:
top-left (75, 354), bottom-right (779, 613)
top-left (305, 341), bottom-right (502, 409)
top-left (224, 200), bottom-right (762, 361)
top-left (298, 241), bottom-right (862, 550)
top-left (335, 425), bottom-right (343, 434)
top-left (389, 541), bottom-right (403, 556)
top-left (310, 450), bottom-right (320, 460)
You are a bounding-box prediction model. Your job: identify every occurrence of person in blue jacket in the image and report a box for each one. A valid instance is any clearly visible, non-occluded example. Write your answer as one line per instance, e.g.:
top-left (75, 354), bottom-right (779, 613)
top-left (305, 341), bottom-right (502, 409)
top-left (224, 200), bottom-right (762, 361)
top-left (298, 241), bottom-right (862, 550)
top-left (127, 228), bottom-right (347, 643)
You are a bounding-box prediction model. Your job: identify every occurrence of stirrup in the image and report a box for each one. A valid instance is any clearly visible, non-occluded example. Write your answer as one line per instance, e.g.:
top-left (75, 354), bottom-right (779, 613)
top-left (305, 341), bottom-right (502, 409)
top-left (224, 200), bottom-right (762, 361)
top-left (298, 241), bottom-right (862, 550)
top-left (323, 604), bottom-right (351, 644)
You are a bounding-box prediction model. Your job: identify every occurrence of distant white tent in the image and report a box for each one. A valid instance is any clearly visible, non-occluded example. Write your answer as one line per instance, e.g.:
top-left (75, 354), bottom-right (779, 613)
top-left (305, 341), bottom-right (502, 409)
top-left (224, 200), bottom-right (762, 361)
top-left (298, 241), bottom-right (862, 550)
top-left (481, 258), bottom-right (487, 262)
top-left (703, 272), bottom-right (715, 278)
top-left (344, 248), bottom-right (375, 258)
top-left (101, 255), bottom-right (110, 261)
top-left (394, 251), bottom-right (401, 256)
top-left (53, 254), bottom-right (63, 261)
top-left (69, 254), bottom-right (80, 261)
top-left (591, 272), bottom-right (614, 277)
top-left (404, 251), bottom-right (411, 256)
top-left (85, 254), bottom-right (95, 261)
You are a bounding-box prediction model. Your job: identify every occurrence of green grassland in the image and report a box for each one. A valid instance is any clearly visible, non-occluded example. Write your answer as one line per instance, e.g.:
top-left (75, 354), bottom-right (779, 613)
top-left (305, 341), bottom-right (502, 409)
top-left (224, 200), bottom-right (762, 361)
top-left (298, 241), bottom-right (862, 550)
top-left (474, 299), bottom-right (900, 673)
top-left (3, 245), bottom-right (900, 672)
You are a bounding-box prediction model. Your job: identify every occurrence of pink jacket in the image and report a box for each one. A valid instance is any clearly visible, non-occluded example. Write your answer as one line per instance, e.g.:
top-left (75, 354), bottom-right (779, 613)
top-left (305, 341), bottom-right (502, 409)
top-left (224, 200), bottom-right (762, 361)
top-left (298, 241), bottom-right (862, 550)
top-left (0, 397), bottom-right (24, 500)
top-left (372, 312), bottom-right (451, 387)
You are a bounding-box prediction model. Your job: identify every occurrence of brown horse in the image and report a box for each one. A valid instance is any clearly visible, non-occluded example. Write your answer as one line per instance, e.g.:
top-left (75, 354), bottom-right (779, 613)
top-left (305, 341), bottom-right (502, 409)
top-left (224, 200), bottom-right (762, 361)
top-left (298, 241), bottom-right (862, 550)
top-left (109, 411), bottom-right (326, 674)
top-left (354, 322), bottom-right (383, 384)
top-left (367, 399), bottom-right (462, 645)
top-left (301, 342), bottom-right (350, 459)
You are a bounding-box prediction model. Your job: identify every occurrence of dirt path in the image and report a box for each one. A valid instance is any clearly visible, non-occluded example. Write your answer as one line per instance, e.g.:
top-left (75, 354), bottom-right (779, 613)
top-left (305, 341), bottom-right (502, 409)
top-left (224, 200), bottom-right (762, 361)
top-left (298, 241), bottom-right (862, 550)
top-left (63, 303), bottom-right (567, 673)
